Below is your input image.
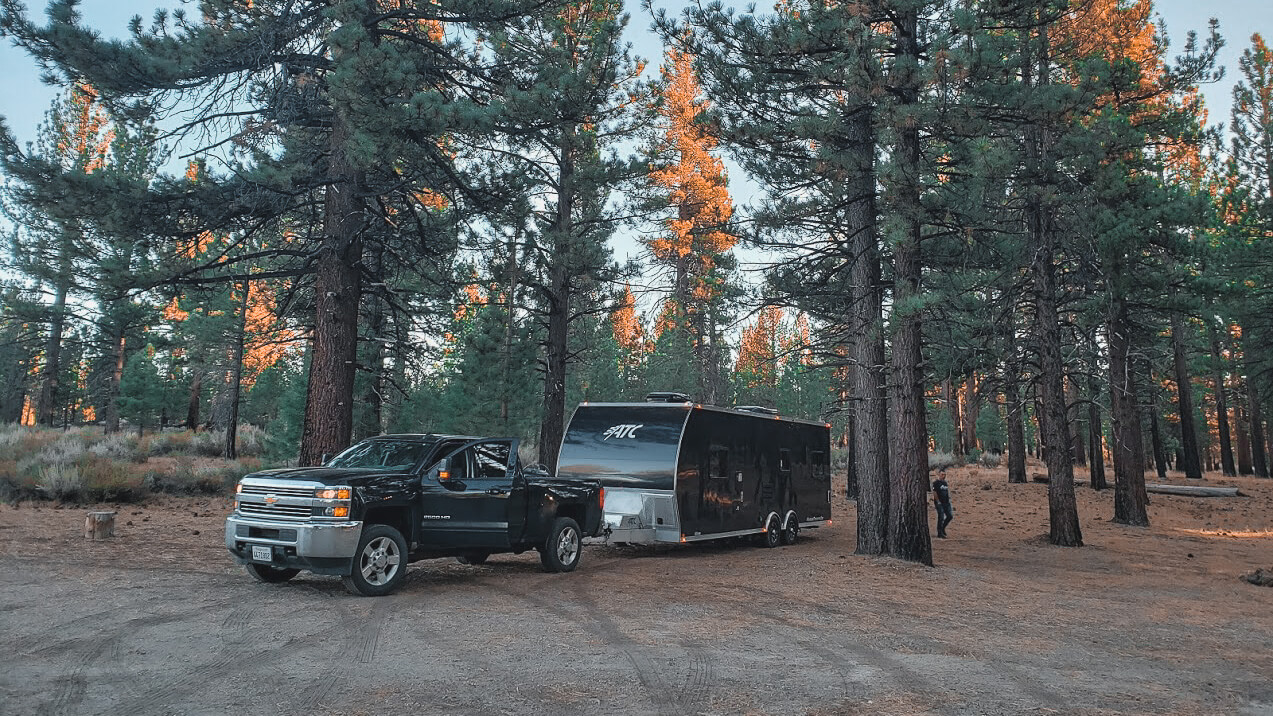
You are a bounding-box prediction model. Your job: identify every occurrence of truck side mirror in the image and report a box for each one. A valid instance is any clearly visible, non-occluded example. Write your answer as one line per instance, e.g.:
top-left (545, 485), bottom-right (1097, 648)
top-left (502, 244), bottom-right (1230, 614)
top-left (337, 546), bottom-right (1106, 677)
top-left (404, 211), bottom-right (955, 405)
top-left (320, 453), bottom-right (332, 466)
top-left (435, 458), bottom-right (466, 490)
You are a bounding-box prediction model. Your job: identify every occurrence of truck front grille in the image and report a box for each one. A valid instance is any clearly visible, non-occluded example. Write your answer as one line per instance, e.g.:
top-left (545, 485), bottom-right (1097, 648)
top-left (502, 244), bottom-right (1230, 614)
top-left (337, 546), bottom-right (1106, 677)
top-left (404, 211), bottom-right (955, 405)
top-left (239, 484), bottom-right (313, 498)
top-left (239, 503), bottom-right (311, 520)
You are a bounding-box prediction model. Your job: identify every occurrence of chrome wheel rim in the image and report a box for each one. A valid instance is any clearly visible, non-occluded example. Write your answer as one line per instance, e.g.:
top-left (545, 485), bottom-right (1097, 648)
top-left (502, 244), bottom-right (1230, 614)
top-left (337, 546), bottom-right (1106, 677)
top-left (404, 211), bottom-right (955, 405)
top-left (555, 527), bottom-right (579, 565)
top-left (359, 536), bottom-right (401, 586)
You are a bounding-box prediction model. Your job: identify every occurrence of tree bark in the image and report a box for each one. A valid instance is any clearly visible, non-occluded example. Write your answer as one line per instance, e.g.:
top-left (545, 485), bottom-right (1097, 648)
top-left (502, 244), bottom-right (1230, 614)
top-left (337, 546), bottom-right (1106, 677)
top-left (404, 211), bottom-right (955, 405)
top-left (1149, 407), bottom-right (1168, 479)
top-left (36, 277), bottom-right (69, 427)
top-left (1210, 329), bottom-right (1236, 476)
top-left (103, 325), bottom-right (125, 434)
top-left (536, 124), bottom-right (577, 473)
top-left (1107, 302), bottom-right (1149, 526)
top-left (299, 115), bottom-right (365, 467)
top-left (1087, 374), bottom-right (1107, 490)
top-left (846, 106), bottom-right (889, 556)
top-left (1236, 397), bottom-right (1253, 474)
top-left (224, 281), bottom-right (248, 460)
top-left (1170, 313), bottom-right (1203, 479)
top-left (1025, 21), bottom-right (1081, 547)
top-left (884, 8), bottom-right (932, 566)
top-left (1006, 369), bottom-right (1027, 483)
top-left (1067, 374), bottom-right (1086, 466)
top-left (963, 374), bottom-right (979, 454)
top-left (1251, 378), bottom-right (1269, 478)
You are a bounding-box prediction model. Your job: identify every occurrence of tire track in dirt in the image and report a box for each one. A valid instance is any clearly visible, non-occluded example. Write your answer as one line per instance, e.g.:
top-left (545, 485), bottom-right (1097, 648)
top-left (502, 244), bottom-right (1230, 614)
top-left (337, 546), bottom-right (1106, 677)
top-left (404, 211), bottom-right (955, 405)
top-left (472, 578), bottom-right (687, 715)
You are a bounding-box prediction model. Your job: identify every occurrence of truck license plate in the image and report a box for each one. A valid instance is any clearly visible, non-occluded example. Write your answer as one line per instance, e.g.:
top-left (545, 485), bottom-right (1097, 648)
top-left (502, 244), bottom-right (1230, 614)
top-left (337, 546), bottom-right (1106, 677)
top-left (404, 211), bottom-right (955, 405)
top-left (251, 545), bottom-right (272, 562)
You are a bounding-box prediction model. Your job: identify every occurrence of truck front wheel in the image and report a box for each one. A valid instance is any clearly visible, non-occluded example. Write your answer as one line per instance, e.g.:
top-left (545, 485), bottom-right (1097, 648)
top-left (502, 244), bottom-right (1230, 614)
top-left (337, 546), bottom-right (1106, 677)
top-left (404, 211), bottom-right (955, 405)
top-left (246, 564), bottom-right (300, 583)
top-left (342, 524), bottom-right (408, 596)
top-left (539, 517), bottom-right (582, 573)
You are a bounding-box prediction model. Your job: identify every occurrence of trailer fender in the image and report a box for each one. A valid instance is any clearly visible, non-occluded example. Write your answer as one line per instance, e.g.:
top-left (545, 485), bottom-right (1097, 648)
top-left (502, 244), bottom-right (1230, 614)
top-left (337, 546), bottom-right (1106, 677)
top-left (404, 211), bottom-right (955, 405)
top-left (781, 510), bottom-right (798, 531)
top-left (762, 511), bottom-right (781, 532)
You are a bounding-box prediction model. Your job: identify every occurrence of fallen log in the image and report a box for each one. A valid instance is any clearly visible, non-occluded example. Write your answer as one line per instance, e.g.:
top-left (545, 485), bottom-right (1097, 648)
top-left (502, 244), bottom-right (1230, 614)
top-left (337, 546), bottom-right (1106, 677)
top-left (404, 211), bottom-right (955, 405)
top-left (1031, 474), bottom-right (1049, 484)
top-left (1145, 484), bottom-right (1242, 498)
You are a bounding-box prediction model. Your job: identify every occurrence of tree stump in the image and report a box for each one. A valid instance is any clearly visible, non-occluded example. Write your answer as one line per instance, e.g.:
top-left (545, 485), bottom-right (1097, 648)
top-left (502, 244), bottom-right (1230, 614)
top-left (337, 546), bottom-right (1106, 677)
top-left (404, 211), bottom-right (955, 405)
top-left (84, 511), bottom-right (116, 540)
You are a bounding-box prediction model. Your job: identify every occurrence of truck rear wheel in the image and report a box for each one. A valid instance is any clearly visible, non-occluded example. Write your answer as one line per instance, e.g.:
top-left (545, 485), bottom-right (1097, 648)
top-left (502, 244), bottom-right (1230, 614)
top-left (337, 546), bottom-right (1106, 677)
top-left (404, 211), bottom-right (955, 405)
top-left (246, 564), bottom-right (300, 583)
top-left (342, 524), bottom-right (407, 597)
top-left (539, 517), bottom-right (582, 573)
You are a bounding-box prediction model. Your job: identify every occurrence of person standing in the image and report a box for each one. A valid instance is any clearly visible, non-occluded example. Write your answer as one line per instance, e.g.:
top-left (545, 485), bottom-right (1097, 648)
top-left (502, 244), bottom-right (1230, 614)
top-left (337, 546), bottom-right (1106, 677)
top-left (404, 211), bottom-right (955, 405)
top-left (933, 469), bottom-right (953, 538)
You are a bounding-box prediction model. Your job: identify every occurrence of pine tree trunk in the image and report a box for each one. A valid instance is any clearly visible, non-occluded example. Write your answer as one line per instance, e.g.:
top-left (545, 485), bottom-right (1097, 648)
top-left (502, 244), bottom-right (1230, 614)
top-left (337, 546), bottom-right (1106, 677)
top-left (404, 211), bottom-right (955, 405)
top-left (1006, 371), bottom-right (1027, 483)
top-left (37, 278), bottom-right (69, 427)
top-left (1149, 407), bottom-right (1168, 479)
top-left (1236, 397), bottom-right (1253, 474)
top-left (1210, 330), bottom-right (1236, 476)
top-left (299, 116), bottom-right (364, 467)
top-left (846, 106), bottom-right (889, 556)
top-left (1107, 303), bottom-right (1149, 526)
top-left (224, 281), bottom-right (248, 460)
top-left (186, 371), bottom-right (202, 430)
top-left (536, 124), bottom-right (577, 474)
top-left (963, 374), bottom-right (979, 454)
top-left (356, 245), bottom-right (385, 441)
top-left (884, 8), bottom-right (931, 566)
top-left (1087, 375), bottom-right (1107, 490)
top-left (1170, 313), bottom-right (1203, 479)
top-left (1067, 375), bottom-right (1086, 467)
top-left (103, 325), bottom-right (125, 434)
top-left (1251, 379), bottom-right (1269, 478)
top-left (1025, 22), bottom-right (1081, 548)
top-left (945, 378), bottom-right (963, 457)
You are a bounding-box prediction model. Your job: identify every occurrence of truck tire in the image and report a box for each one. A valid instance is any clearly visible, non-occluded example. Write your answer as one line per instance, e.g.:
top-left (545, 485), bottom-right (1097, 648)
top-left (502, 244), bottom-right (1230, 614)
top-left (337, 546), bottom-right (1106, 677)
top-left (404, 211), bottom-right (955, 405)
top-left (456, 553), bottom-right (489, 566)
top-left (342, 524), bottom-right (408, 597)
top-left (539, 517), bottom-right (582, 573)
top-left (246, 564), bottom-right (300, 583)
top-left (780, 514), bottom-right (799, 545)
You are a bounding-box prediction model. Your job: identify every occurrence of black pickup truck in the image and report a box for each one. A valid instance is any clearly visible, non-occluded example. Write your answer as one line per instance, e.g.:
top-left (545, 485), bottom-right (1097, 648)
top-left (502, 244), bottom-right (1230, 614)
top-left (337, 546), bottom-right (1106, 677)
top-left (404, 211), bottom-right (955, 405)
top-left (224, 434), bottom-right (604, 596)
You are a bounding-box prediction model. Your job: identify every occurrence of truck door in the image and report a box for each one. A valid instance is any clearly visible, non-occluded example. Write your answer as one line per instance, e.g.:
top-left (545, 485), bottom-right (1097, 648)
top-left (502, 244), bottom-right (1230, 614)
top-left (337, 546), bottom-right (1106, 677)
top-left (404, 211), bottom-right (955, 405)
top-left (419, 439), bottom-right (522, 549)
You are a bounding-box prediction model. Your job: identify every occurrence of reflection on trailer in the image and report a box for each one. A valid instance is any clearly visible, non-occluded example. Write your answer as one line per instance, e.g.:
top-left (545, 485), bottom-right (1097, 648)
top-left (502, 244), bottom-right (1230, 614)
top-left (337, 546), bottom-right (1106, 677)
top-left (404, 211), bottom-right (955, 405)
top-left (555, 394), bottom-right (832, 545)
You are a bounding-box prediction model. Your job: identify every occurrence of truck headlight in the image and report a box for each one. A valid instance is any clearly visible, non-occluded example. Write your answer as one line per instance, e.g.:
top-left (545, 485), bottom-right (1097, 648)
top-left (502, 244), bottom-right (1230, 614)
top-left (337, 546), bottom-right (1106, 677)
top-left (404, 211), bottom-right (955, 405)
top-left (315, 487), bottom-right (351, 500)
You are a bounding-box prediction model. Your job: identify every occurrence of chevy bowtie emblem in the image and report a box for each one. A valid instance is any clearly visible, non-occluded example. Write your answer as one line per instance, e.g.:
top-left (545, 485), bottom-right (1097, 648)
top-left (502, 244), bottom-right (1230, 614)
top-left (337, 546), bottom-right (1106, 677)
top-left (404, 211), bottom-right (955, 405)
top-left (264, 494), bottom-right (279, 504)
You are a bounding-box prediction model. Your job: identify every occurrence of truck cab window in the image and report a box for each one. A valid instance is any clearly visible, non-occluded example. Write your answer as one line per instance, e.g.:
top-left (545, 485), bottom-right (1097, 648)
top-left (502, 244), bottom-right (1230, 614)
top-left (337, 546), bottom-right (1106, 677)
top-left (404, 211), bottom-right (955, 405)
top-left (474, 443), bottom-right (511, 479)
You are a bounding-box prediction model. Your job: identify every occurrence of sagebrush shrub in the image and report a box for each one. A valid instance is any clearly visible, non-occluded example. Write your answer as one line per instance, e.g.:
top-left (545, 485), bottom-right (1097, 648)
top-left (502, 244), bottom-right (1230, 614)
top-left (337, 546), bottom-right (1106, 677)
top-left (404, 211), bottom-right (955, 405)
top-left (928, 452), bottom-right (958, 471)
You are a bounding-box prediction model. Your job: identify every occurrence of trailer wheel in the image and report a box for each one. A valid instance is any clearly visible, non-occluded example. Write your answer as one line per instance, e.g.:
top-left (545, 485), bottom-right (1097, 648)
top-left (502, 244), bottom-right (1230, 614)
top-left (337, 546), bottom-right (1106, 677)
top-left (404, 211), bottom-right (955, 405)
top-left (760, 515), bottom-right (781, 548)
top-left (780, 515), bottom-right (799, 545)
top-left (539, 517), bottom-right (582, 572)
top-left (456, 553), bottom-right (489, 566)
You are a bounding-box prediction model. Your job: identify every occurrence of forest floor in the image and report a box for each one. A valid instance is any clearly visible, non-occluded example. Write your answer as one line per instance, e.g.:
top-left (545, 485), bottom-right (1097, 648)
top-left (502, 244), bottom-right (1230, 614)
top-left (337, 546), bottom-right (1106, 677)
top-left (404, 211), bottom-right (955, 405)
top-left (1, 464), bottom-right (1271, 715)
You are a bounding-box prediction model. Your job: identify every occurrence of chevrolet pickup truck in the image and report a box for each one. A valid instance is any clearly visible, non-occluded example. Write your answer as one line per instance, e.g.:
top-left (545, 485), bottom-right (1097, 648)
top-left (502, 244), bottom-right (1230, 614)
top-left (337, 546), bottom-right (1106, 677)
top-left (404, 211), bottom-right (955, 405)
top-left (225, 434), bottom-right (604, 596)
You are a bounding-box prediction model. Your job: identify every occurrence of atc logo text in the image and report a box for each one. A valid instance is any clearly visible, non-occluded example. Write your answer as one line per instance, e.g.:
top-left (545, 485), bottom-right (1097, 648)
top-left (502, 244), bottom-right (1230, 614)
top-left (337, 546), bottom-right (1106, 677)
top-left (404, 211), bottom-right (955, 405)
top-left (603, 424), bottom-right (643, 440)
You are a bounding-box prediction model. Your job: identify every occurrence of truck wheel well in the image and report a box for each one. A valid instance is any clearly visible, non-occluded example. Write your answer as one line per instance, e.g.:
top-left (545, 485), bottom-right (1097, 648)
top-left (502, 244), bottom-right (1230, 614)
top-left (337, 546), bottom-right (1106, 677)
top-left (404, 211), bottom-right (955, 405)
top-left (362, 507), bottom-right (411, 542)
top-left (555, 504), bottom-right (585, 527)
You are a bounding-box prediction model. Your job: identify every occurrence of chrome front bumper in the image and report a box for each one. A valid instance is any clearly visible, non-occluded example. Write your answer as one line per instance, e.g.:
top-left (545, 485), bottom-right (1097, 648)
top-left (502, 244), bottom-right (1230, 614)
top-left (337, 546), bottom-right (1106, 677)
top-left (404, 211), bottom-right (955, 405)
top-left (225, 515), bottom-right (363, 574)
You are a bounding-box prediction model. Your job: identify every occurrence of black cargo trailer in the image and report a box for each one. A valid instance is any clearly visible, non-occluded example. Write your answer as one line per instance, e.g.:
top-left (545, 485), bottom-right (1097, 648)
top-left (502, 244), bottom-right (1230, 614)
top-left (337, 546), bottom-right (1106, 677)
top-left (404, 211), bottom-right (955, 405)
top-left (555, 396), bottom-right (832, 545)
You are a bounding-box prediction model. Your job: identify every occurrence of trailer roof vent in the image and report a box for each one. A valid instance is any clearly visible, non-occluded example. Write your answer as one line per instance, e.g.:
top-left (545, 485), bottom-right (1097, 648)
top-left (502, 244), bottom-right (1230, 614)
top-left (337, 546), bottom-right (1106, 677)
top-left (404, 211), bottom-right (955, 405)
top-left (734, 405), bottom-right (780, 416)
top-left (645, 391), bottom-right (692, 403)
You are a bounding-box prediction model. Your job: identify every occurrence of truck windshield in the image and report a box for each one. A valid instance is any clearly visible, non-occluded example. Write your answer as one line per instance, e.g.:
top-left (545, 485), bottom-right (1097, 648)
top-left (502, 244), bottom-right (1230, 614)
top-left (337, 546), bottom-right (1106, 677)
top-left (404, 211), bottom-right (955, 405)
top-left (326, 440), bottom-right (428, 471)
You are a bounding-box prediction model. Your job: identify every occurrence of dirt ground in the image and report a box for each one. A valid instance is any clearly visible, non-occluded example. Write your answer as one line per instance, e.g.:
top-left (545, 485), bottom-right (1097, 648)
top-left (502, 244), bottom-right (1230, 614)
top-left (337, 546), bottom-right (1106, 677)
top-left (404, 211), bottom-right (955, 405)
top-left (1, 466), bottom-right (1271, 716)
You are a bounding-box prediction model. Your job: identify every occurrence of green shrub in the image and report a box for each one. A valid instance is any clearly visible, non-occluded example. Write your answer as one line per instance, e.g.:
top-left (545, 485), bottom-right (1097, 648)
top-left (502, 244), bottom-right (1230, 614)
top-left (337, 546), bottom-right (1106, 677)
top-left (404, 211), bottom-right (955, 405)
top-left (191, 430), bottom-right (227, 458)
top-left (978, 451), bottom-right (1003, 468)
top-left (146, 430), bottom-right (195, 456)
top-left (38, 463), bottom-right (83, 501)
top-left (77, 456), bottom-right (145, 503)
top-left (928, 451), bottom-right (959, 471)
top-left (236, 424), bottom-right (266, 458)
top-left (89, 433), bottom-right (146, 463)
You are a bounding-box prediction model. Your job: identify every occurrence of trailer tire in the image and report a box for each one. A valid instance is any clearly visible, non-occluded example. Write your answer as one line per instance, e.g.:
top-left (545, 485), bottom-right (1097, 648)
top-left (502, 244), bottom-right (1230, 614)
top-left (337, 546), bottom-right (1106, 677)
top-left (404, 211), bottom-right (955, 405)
top-left (456, 553), bottom-right (489, 566)
top-left (760, 515), bottom-right (781, 548)
top-left (539, 517), bottom-right (582, 573)
top-left (246, 564), bottom-right (300, 583)
top-left (780, 514), bottom-right (799, 545)
top-left (342, 524), bottom-right (408, 597)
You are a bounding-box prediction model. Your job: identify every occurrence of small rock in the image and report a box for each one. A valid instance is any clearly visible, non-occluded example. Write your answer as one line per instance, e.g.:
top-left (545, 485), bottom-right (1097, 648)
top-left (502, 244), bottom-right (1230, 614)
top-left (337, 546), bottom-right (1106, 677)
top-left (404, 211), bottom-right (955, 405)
top-left (127, 521), bottom-right (134, 526)
top-left (1240, 568), bottom-right (1273, 587)
top-left (1187, 553), bottom-right (1194, 558)
top-left (192, 530), bottom-right (200, 536)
